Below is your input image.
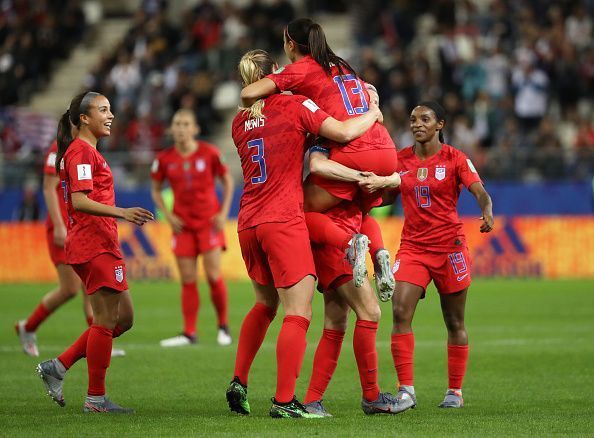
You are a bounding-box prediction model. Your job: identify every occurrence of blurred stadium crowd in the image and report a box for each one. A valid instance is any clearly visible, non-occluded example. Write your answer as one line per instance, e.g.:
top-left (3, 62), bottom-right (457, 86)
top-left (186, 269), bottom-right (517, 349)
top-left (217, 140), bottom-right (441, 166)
top-left (1, 0), bottom-right (593, 195)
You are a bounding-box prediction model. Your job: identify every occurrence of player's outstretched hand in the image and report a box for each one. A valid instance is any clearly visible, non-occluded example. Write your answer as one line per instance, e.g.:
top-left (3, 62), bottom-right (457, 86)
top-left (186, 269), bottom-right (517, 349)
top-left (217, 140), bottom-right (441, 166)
top-left (359, 173), bottom-right (382, 193)
top-left (123, 207), bottom-right (154, 226)
top-left (480, 214), bottom-right (494, 233)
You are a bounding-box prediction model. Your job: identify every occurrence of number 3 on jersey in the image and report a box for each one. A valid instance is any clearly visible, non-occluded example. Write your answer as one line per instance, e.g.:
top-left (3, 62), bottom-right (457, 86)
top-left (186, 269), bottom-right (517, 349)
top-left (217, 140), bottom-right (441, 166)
top-left (333, 74), bottom-right (369, 115)
top-left (248, 138), bottom-right (267, 184)
top-left (415, 186), bottom-right (431, 208)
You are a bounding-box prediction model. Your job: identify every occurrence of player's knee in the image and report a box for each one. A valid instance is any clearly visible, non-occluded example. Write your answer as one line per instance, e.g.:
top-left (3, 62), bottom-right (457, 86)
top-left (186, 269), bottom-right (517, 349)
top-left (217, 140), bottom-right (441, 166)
top-left (392, 302), bottom-right (413, 326)
top-left (60, 285), bottom-right (79, 300)
top-left (366, 304), bottom-right (381, 323)
top-left (445, 317), bottom-right (465, 334)
top-left (324, 313), bottom-right (348, 332)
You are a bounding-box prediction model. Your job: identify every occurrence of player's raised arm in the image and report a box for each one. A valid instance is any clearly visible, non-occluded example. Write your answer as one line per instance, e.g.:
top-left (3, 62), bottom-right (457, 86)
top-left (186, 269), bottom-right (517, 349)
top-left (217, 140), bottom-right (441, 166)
top-left (240, 78), bottom-right (278, 107)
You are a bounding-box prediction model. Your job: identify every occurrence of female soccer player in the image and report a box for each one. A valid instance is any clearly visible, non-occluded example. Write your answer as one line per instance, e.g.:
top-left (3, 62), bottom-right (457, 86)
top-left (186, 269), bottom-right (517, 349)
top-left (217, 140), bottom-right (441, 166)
top-left (16, 139), bottom-right (125, 358)
top-left (151, 109), bottom-right (234, 347)
top-left (36, 91), bottom-right (153, 413)
top-left (15, 139), bottom-right (92, 357)
top-left (240, 17), bottom-right (398, 297)
top-left (359, 101), bottom-right (494, 409)
top-left (226, 49), bottom-right (387, 418)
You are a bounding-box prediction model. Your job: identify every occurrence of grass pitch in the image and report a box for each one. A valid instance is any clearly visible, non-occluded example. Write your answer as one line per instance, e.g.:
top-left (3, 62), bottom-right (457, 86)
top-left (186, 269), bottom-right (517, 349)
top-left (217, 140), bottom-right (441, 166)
top-left (1, 279), bottom-right (593, 436)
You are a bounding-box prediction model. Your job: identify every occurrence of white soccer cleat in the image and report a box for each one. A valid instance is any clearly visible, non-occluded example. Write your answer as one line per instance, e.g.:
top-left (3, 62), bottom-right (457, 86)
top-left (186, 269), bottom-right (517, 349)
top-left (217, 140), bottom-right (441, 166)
top-left (15, 320), bottom-right (39, 357)
top-left (110, 348), bottom-right (126, 357)
top-left (374, 249), bottom-right (396, 302)
top-left (345, 234), bottom-right (370, 287)
top-left (217, 327), bottom-right (232, 346)
top-left (159, 333), bottom-right (196, 347)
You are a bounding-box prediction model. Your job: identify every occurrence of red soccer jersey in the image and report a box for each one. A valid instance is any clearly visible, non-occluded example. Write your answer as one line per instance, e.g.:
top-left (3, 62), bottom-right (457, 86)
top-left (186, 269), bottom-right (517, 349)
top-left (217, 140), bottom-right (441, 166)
top-left (151, 141), bottom-right (228, 230)
top-left (397, 144), bottom-right (482, 251)
top-left (232, 94), bottom-right (330, 231)
top-left (266, 55), bottom-right (395, 153)
top-left (60, 138), bottom-right (122, 264)
top-left (43, 141), bottom-right (68, 232)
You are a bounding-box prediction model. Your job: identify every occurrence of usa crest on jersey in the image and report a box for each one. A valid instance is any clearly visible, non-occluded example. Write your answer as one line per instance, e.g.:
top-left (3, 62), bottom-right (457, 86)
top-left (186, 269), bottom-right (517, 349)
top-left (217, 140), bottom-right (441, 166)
top-left (115, 265), bottom-right (124, 283)
top-left (417, 168), bottom-right (428, 181)
top-left (435, 165), bottom-right (446, 180)
top-left (196, 159), bottom-right (206, 172)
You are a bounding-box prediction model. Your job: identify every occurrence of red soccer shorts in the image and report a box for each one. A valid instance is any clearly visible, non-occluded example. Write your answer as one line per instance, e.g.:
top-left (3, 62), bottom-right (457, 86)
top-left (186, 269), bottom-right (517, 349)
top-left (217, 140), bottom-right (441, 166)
top-left (311, 202), bottom-right (362, 293)
top-left (312, 243), bottom-right (352, 293)
top-left (393, 245), bottom-right (472, 295)
top-left (72, 252), bottom-right (128, 295)
top-left (238, 216), bottom-right (316, 289)
top-left (46, 227), bottom-right (66, 266)
top-left (172, 223), bottom-right (226, 258)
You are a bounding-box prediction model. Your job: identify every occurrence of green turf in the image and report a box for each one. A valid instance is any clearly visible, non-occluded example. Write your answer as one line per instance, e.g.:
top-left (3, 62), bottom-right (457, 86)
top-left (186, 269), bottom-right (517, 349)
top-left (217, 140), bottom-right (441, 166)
top-left (1, 279), bottom-right (593, 436)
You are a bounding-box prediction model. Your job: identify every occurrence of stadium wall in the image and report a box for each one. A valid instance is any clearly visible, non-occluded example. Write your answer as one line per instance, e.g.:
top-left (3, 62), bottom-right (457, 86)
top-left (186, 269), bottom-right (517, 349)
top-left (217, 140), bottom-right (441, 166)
top-left (0, 180), bottom-right (593, 221)
top-left (1, 217), bottom-right (593, 283)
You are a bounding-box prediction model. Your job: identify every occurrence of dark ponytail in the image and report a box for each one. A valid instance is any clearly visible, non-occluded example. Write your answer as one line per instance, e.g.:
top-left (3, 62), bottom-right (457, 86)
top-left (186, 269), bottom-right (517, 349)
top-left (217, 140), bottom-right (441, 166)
top-left (418, 101), bottom-right (447, 143)
top-left (286, 18), bottom-right (356, 78)
top-left (55, 91), bottom-right (100, 173)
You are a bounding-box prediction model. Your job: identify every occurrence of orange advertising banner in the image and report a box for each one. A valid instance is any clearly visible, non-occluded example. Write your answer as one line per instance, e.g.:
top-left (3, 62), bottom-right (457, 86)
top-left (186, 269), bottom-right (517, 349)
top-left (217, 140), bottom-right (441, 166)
top-left (1, 217), bottom-right (593, 283)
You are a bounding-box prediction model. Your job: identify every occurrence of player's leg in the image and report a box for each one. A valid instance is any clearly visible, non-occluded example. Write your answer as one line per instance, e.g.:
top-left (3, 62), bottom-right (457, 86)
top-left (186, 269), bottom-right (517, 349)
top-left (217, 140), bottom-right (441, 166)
top-left (83, 287), bottom-right (132, 413)
top-left (360, 214), bottom-right (395, 301)
top-left (16, 265), bottom-right (81, 357)
top-left (82, 288), bottom-right (93, 326)
top-left (303, 291), bottom-right (349, 417)
top-left (160, 255), bottom-right (199, 346)
top-left (391, 280), bottom-right (425, 408)
top-left (227, 280), bottom-right (278, 415)
top-left (438, 287), bottom-right (469, 408)
top-left (269, 275), bottom-right (319, 418)
top-left (202, 246), bottom-right (231, 345)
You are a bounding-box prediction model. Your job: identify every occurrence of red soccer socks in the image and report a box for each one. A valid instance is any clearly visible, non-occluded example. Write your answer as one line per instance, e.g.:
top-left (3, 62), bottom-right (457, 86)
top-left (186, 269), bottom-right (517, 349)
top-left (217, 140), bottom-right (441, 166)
top-left (447, 344), bottom-right (469, 390)
top-left (58, 327), bottom-right (91, 370)
top-left (233, 303), bottom-right (276, 386)
top-left (304, 329), bottom-right (345, 403)
top-left (353, 320), bottom-right (380, 402)
top-left (86, 325), bottom-right (113, 396)
top-left (208, 277), bottom-right (229, 328)
top-left (275, 315), bottom-right (310, 403)
top-left (391, 332), bottom-right (415, 386)
top-left (181, 282), bottom-right (199, 336)
top-left (24, 303), bottom-right (51, 332)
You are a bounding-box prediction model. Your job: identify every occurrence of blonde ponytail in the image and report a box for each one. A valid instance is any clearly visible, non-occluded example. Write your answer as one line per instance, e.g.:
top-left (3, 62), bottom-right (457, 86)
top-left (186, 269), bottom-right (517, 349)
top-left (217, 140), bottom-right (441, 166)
top-left (238, 49), bottom-right (276, 119)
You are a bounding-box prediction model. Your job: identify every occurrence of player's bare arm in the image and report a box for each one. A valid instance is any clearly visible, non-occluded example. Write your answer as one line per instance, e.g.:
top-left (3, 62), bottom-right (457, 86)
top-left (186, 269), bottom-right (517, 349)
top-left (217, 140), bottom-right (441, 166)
top-left (150, 179), bottom-right (183, 233)
top-left (318, 101), bottom-right (382, 144)
top-left (358, 172), bottom-right (402, 193)
top-left (240, 78), bottom-right (278, 107)
top-left (71, 191), bottom-right (153, 226)
top-left (469, 182), bottom-right (494, 233)
top-left (42, 173), bottom-right (67, 247)
top-left (309, 151), bottom-right (371, 182)
top-left (214, 171), bottom-right (234, 231)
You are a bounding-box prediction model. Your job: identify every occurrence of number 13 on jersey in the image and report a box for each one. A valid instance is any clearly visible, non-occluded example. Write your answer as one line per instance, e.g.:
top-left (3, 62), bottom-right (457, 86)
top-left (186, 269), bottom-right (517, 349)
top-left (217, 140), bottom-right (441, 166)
top-left (248, 138), bottom-right (267, 184)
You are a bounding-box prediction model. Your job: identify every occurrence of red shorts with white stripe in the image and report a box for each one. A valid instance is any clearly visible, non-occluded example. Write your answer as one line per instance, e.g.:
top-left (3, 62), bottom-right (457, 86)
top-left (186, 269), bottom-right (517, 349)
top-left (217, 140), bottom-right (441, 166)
top-left (393, 245), bottom-right (472, 295)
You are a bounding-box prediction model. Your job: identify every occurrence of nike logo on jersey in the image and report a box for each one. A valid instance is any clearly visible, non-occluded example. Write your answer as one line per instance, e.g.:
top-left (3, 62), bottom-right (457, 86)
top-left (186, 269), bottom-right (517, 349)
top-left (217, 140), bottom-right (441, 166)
top-left (457, 273), bottom-right (469, 281)
top-left (399, 171), bottom-right (410, 176)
